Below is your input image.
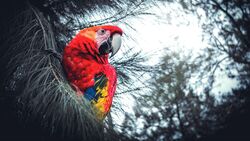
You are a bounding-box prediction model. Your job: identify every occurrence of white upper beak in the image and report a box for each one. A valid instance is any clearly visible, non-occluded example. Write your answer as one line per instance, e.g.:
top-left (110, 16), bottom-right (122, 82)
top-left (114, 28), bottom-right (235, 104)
top-left (110, 33), bottom-right (122, 57)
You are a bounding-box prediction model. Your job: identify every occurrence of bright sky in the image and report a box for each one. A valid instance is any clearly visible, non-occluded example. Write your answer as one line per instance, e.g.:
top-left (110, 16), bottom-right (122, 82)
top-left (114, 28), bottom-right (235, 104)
top-left (117, 3), bottom-right (238, 94)
top-left (110, 2), bottom-right (239, 128)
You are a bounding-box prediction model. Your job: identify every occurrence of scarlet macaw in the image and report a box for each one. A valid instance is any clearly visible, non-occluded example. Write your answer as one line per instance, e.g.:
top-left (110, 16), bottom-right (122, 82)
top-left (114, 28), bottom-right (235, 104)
top-left (63, 25), bottom-right (123, 120)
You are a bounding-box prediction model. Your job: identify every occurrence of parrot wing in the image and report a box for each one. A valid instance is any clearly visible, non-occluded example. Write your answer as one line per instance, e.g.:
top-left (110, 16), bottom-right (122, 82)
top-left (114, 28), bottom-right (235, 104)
top-left (84, 73), bottom-right (111, 119)
top-left (84, 74), bottom-right (108, 101)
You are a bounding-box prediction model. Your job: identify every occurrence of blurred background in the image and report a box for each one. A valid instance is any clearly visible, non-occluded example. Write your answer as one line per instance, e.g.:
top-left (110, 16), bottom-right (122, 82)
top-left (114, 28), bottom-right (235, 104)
top-left (0, 0), bottom-right (249, 141)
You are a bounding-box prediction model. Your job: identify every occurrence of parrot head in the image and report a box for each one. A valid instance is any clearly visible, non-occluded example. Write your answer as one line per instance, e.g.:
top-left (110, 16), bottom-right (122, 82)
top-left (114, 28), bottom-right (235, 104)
top-left (77, 25), bottom-right (123, 60)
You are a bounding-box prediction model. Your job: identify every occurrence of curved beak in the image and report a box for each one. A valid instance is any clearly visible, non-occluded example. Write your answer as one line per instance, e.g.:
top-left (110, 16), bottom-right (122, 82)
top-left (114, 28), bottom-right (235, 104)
top-left (110, 33), bottom-right (122, 58)
top-left (98, 33), bottom-right (122, 57)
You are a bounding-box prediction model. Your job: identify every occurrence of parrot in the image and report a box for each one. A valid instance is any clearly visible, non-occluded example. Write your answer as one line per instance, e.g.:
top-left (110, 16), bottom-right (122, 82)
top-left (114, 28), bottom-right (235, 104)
top-left (63, 25), bottom-right (123, 120)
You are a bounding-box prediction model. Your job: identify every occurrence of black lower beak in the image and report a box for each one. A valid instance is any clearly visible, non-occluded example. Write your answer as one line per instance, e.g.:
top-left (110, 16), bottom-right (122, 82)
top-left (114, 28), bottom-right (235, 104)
top-left (99, 39), bottom-right (112, 55)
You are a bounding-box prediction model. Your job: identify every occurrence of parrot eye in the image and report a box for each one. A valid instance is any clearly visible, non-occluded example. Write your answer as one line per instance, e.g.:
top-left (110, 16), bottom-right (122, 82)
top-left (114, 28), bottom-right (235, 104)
top-left (97, 29), bottom-right (106, 35)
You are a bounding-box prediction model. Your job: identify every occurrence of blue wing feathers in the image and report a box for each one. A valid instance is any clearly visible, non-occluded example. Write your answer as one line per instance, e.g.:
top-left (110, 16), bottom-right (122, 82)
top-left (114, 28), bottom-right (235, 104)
top-left (84, 73), bottom-right (108, 101)
top-left (84, 87), bottom-right (96, 101)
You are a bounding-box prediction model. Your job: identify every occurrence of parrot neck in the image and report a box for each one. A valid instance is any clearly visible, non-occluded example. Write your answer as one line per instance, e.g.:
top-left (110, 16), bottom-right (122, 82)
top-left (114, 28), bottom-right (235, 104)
top-left (95, 54), bottom-right (109, 64)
